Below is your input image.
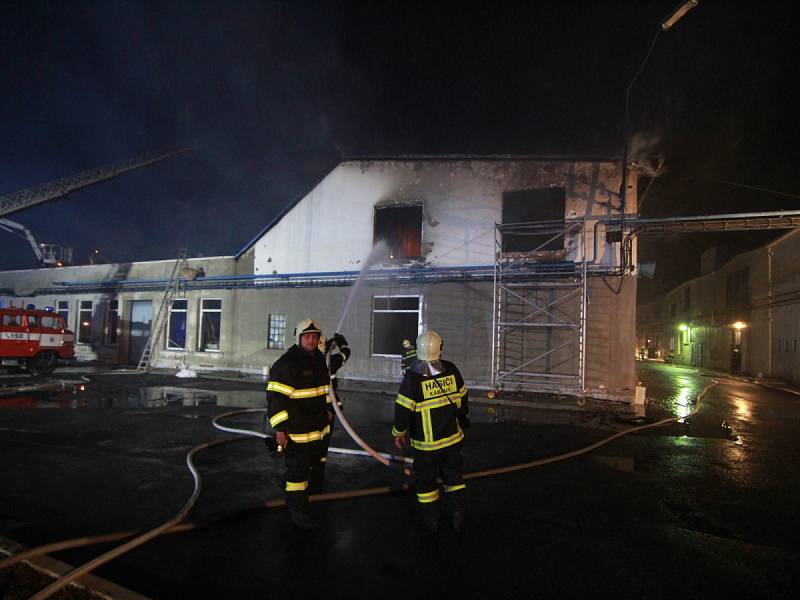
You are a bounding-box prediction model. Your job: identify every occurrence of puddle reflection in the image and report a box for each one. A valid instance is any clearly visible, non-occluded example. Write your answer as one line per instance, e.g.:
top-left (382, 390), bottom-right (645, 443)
top-left (0, 382), bottom-right (266, 409)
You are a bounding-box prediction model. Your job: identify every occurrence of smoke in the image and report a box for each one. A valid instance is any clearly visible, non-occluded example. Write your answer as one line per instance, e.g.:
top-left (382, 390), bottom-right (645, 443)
top-left (628, 131), bottom-right (667, 178)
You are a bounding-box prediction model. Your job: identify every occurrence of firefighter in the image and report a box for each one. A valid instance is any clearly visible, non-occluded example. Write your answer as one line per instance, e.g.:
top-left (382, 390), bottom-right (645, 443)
top-left (392, 330), bottom-right (470, 533)
top-left (310, 332), bottom-right (351, 492)
top-left (267, 318), bottom-right (332, 529)
top-left (400, 338), bottom-right (416, 373)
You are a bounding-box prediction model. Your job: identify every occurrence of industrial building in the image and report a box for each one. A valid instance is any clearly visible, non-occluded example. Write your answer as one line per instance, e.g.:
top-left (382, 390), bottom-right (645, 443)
top-left (0, 156), bottom-right (639, 403)
top-left (637, 229), bottom-right (800, 384)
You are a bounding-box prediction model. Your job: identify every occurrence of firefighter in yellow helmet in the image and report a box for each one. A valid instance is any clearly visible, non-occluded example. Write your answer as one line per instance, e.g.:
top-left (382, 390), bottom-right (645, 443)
top-left (267, 318), bottom-right (332, 529)
top-left (392, 330), bottom-right (470, 533)
top-left (400, 338), bottom-right (417, 374)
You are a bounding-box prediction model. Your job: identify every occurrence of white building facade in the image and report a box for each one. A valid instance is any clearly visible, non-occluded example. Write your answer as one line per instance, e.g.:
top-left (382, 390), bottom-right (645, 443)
top-left (1, 157), bottom-right (639, 402)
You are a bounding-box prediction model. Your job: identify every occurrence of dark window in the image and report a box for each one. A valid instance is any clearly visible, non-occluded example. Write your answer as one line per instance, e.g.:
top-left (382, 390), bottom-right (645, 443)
top-left (726, 268), bottom-right (750, 308)
top-left (57, 300), bottom-right (70, 327)
top-left (501, 188), bottom-right (566, 252)
top-left (268, 313), bottom-right (287, 350)
top-left (2, 314), bottom-right (22, 327)
top-left (372, 295), bottom-right (420, 355)
top-left (669, 302), bottom-right (676, 318)
top-left (106, 300), bottom-right (119, 345)
top-left (78, 300), bottom-right (92, 343)
top-left (374, 205), bottom-right (422, 260)
top-left (167, 299), bottom-right (187, 349)
top-left (199, 299), bottom-right (221, 351)
top-left (682, 287), bottom-right (691, 312)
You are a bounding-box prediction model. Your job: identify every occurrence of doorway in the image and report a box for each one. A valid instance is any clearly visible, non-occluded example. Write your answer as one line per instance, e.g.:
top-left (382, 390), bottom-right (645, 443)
top-left (128, 300), bottom-right (152, 365)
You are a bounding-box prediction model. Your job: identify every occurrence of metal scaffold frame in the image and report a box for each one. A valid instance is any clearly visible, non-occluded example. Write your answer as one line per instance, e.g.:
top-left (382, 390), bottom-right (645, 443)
top-left (492, 218), bottom-right (588, 394)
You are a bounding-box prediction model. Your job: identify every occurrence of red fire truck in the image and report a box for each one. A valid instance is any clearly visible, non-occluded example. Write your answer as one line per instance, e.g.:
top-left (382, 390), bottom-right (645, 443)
top-left (0, 307), bottom-right (75, 375)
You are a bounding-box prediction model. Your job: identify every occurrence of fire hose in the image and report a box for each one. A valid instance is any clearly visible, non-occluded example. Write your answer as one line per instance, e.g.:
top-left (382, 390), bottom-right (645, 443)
top-left (1, 369), bottom-right (719, 599)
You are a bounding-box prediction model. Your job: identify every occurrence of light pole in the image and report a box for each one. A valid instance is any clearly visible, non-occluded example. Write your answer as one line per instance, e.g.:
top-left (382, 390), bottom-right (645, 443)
top-left (620, 0), bottom-right (699, 218)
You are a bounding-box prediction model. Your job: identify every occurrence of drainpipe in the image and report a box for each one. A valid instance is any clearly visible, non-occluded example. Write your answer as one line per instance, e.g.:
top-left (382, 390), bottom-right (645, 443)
top-left (767, 246), bottom-right (773, 377)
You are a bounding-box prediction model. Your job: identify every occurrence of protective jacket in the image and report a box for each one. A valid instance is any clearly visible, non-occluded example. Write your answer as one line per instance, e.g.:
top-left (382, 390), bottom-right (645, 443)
top-left (401, 344), bottom-right (417, 372)
top-left (392, 360), bottom-right (468, 451)
top-left (267, 344), bottom-right (332, 442)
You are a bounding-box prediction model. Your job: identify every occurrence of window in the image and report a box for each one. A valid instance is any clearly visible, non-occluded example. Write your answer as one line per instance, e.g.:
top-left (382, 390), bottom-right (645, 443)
top-left (78, 300), bottom-right (93, 343)
top-left (2, 314), bottom-right (23, 327)
top-left (502, 188), bottom-right (566, 252)
top-left (669, 302), bottom-right (676, 318)
top-left (199, 299), bottom-right (221, 351)
top-left (106, 300), bottom-right (119, 345)
top-left (682, 287), bottom-right (691, 312)
top-left (41, 315), bottom-right (63, 329)
top-left (268, 313), bottom-right (287, 350)
top-left (374, 204), bottom-right (422, 260)
top-left (167, 299), bottom-right (187, 349)
top-left (726, 268), bottom-right (749, 308)
top-left (57, 300), bottom-right (70, 327)
top-left (372, 295), bottom-right (421, 355)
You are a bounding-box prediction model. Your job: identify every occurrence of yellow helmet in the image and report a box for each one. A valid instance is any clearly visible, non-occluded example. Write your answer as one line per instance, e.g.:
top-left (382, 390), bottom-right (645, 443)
top-left (416, 330), bottom-right (442, 361)
top-left (294, 318), bottom-right (322, 346)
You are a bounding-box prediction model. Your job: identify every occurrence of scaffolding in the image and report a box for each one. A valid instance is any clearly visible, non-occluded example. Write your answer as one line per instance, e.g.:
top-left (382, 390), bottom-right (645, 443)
top-left (492, 218), bottom-right (588, 394)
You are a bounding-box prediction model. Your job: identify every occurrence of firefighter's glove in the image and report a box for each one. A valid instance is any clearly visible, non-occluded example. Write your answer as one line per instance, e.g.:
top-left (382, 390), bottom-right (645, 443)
top-left (457, 414), bottom-right (471, 429)
top-left (265, 436), bottom-right (281, 458)
top-left (333, 333), bottom-right (348, 348)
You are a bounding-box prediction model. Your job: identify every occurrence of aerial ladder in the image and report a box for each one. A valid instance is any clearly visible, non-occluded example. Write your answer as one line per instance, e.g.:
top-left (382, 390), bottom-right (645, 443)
top-left (0, 144), bottom-right (195, 218)
top-left (0, 218), bottom-right (72, 267)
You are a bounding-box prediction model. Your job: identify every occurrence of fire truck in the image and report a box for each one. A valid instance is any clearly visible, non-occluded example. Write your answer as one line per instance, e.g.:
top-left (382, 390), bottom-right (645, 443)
top-left (0, 307), bottom-right (75, 375)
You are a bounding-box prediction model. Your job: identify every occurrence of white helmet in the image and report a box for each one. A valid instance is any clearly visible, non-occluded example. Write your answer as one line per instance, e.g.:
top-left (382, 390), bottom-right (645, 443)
top-left (416, 330), bottom-right (442, 361)
top-left (294, 318), bottom-right (322, 346)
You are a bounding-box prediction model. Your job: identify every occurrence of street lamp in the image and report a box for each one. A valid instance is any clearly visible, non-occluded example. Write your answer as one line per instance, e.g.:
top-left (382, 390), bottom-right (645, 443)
top-left (620, 1), bottom-right (699, 217)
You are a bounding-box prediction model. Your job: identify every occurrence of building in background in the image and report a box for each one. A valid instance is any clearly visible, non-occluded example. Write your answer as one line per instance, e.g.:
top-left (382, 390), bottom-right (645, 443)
top-left (637, 229), bottom-right (800, 384)
top-left (1, 156), bottom-right (639, 403)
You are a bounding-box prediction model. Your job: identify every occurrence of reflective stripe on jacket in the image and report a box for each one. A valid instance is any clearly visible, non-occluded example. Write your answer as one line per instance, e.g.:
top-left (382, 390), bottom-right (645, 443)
top-left (267, 344), bottom-right (331, 438)
top-left (392, 360), bottom-right (468, 451)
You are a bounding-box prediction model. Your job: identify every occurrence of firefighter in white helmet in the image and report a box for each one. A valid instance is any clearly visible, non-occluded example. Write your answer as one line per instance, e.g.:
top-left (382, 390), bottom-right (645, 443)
top-left (392, 329), bottom-right (470, 533)
top-left (267, 318), bottom-right (332, 529)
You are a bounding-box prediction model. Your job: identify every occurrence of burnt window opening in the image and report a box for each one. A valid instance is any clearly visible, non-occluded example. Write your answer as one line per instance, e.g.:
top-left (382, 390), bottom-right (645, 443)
top-left (374, 204), bottom-right (422, 260)
top-left (501, 188), bottom-right (566, 252)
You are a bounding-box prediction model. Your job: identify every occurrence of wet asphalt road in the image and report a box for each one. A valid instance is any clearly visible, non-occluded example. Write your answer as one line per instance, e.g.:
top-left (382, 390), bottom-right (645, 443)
top-left (1, 364), bottom-right (799, 599)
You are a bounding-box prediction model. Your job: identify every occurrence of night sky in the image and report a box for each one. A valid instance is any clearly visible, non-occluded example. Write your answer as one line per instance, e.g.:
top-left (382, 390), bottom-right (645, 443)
top-left (2, 1), bottom-right (798, 302)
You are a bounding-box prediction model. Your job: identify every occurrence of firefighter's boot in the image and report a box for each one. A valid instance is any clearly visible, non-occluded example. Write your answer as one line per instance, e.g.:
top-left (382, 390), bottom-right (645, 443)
top-left (448, 491), bottom-right (466, 533)
top-left (286, 492), bottom-right (316, 530)
top-left (308, 459), bottom-right (326, 494)
top-left (419, 501), bottom-right (440, 534)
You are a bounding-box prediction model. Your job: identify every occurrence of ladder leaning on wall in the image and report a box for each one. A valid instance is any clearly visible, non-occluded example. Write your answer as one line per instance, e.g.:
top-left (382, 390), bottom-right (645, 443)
top-left (136, 248), bottom-right (188, 372)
